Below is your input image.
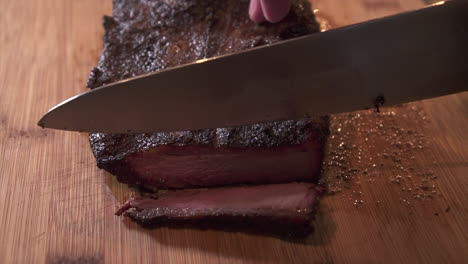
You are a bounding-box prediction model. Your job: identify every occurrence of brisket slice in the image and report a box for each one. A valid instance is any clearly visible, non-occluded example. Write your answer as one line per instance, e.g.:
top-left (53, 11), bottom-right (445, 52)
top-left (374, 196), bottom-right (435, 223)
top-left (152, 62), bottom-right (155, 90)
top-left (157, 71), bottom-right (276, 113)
top-left (88, 0), bottom-right (327, 189)
top-left (116, 182), bottom-right (322, 238)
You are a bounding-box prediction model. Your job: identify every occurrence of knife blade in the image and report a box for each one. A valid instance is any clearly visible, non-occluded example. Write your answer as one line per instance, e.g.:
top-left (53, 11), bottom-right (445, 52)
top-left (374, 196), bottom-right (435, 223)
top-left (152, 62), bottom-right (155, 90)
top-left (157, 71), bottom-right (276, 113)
top-left (38, 0), bottom-right (468, 133)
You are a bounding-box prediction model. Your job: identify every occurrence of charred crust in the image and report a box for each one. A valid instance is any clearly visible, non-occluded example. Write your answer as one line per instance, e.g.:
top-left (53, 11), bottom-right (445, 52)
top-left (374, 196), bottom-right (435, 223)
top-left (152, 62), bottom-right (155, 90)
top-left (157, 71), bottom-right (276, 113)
top-left (127, 211), bottom-right (315, 239)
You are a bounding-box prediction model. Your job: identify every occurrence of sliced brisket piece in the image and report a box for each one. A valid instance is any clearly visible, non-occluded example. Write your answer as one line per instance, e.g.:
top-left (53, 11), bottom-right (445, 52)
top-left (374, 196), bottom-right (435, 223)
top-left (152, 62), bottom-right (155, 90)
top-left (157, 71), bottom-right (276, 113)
top-left (116, 182), bottom-right (322, 238)
top-left (92, 119), bottom-right (328, 189)
top-left (88, 0), bottom-right (327, 189)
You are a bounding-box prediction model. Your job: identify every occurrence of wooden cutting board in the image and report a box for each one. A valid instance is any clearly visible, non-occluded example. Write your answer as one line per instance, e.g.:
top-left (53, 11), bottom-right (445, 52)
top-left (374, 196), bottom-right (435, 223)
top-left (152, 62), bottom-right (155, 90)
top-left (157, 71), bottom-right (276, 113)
top-left (1, 0), bottom-right (467, 263)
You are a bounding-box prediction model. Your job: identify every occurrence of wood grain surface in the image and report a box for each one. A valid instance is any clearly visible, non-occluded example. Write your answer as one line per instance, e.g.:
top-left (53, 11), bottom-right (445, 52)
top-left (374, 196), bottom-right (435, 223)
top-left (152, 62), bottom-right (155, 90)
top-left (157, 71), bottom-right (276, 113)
top-left (1, 0), bottom-right (467, 263)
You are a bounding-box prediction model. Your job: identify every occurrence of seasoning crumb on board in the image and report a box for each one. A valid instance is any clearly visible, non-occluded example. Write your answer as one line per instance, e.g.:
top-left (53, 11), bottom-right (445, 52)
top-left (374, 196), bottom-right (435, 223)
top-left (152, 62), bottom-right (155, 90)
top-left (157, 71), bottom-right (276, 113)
top-left (320, 103), bottom-right (439, 207)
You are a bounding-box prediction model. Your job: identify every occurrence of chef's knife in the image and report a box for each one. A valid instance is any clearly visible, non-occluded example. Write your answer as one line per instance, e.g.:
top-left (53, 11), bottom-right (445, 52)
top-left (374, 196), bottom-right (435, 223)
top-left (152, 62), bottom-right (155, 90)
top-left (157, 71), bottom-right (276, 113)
top-left (38, 0), bottom-right (468, 133)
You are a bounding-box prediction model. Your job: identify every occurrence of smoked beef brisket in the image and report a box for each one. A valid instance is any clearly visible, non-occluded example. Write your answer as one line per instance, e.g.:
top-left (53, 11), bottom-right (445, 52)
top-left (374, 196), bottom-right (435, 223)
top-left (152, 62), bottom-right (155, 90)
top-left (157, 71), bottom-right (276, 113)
top-left (87, 0), bottom-right (328, 237)
top-left (116, 183), bottom-right (322, 238)
top-left (87, 0), bottom-right (327, 190)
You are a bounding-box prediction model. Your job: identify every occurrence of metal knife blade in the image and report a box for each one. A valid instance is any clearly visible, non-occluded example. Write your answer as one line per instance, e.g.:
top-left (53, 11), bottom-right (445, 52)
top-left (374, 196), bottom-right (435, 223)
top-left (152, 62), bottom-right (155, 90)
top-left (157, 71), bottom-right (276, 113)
top-left (38, 0), bottom-right (468, 133)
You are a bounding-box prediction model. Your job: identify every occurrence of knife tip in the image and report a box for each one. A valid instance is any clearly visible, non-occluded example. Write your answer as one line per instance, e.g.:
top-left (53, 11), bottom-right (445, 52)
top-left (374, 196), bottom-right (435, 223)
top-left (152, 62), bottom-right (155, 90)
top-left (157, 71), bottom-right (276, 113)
top-left (37, 117), bottom-right (45, 129)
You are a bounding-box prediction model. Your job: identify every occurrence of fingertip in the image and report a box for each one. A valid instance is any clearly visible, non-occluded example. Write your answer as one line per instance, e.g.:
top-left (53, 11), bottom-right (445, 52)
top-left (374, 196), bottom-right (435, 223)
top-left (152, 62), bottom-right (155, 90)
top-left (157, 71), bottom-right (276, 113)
top-left (249, 0), bottom-right (266, 23)
top-left (260, 0), bottom-right (291, 23)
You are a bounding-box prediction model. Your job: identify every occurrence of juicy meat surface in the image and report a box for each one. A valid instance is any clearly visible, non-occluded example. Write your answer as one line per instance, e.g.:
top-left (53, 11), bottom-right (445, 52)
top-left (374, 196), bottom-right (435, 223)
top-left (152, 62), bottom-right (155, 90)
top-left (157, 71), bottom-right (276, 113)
top-left (117, 182), bottom-right (322, 238)
top-left (93, 119), bottom-right (328, 189)
top-left (88, 0), bottom-right (326, 189)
